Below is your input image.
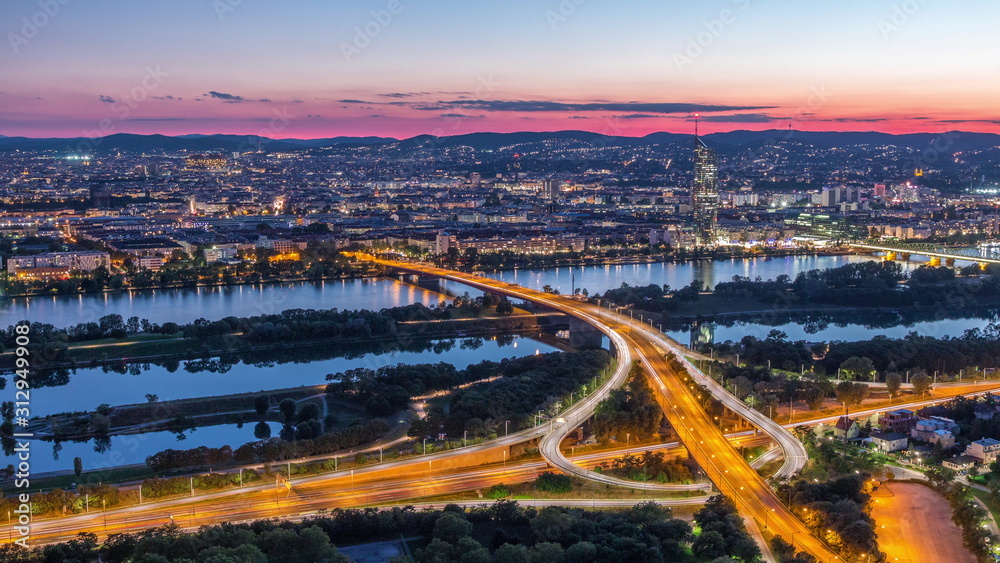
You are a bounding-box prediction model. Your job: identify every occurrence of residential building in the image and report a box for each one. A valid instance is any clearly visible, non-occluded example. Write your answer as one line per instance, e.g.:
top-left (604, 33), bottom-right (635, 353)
top-left (204, 246), bottom-right (238, 263)
top-left (869, 431), bottom-right (909, 453)
top-left (879, 409), bottom-right (917, 433)
top-left (137, 257), bottom-right (164, 271)
top-left (943, 456), bottom-right (979, 472)
top-left (831, 416), bottom-right (860, 441)
top-left (6, 251), bottom-right (110, 273)
top-left (964, 438), bottom-right (1000, 464)
top-left (974, 404), bottom-right (995, 421)
top-left (911, 417), bottom-right (958, 446)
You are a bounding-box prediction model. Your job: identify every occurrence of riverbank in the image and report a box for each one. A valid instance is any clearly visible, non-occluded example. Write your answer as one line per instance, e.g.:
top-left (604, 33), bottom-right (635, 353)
top-left (1, 310), bottom-right (559, 373)
top-left (0, 247), bottom-right (856, 299)
top-left (467, 247), bottom-right (856, 274)
top-left (31, 384), bottom-right (340, 440)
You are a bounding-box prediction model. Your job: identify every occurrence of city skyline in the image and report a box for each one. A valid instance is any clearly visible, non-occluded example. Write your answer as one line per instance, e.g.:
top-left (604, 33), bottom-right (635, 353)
top-left (2, 0), bottom-right (1000, 138)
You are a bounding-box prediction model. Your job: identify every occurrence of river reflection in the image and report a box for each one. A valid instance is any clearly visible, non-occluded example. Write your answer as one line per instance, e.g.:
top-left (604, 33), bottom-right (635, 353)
top-left (3, 335), bottom-right (557, 475)
top-left (0, 255), bottom-right (940, 328)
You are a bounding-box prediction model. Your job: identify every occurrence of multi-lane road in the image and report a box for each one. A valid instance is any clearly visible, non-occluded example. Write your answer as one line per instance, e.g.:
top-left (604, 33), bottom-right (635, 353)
top-left (12, 437), bottom-right (768, 547)
top-left (354, 255), bottom-right (837, 561)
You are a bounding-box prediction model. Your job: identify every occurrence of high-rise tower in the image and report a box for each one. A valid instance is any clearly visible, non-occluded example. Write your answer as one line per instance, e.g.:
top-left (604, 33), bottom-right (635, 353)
top-left (691, 121), bottom-right (719, 246)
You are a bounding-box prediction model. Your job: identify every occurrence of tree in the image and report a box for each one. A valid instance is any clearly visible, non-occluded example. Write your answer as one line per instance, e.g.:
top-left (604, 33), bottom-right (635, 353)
top-left (530, 542), bottom-right (565, 563)
top-left (279, 398), bottom-right (296, 423)
top-left (912, 373), bottom-right (933, 397)
top-left (487, 483), bottom-right (510, 499)
top-left (297, 402), bottom-right (321, 424)
top-left (810, 342), bottom-right (829, 359)
top-left (534, 472), bottom-right (573, 493)
top-left (804, 385), bottom-right (827, 410)
top-left (835, 381), bottom-right (870, 406)
top-left (145, 394), bottom-right (159, 403)
top-left (692, 531), bottom-right (728, 559)
top-left (254, 395), bottom-right (270, 417)
top-left (433, 512), bottom-right (472, 544)
top-left (839, 356), bottom-right (876, 381)
top-left (254, 421), bottom-right (272, 440)
top-left (495, 544), bottom-right (530, 563)
top-left (927, 466), bottom-right (956, 489)
top-left (495, 299), bottom-right (514, 315)
top-left (885, 372), bottom-right (902, 398)
top-left (73, 457), bottom-right (83, 478)
top-left (732, 376), bottom-right (754, 400)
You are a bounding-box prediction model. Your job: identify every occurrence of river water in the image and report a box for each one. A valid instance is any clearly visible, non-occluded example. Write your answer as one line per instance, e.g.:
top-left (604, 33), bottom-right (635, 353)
top-left (9, 335), bottom-right (558, 475)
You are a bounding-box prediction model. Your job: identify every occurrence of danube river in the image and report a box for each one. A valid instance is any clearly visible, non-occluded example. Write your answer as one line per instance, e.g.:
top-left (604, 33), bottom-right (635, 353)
top-left (11, 335), bottom-right (558, 475)
top-left (1, 254), bottom-right (882, 328)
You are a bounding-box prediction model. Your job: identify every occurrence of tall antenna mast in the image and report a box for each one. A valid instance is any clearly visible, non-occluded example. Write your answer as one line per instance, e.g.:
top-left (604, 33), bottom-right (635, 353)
top-left (694, 113), bottom-right (699, 137)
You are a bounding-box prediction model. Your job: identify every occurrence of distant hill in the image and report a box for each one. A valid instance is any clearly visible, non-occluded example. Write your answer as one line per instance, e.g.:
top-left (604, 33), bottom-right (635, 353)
top-left (0, 129), bottom-right (996, 155)
top-left (704, 129), bottom-right (1000, 152)
top-left (0, 133), bottom-right (398, 153)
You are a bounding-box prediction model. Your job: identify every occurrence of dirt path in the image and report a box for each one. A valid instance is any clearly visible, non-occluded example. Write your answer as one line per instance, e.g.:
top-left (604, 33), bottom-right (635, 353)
top-left (871, 482), bottom-right (976, 563)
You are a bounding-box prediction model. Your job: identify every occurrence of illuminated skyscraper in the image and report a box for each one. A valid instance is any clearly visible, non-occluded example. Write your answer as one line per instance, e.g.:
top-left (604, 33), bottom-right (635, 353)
top-left (691, 135), bottom-right (719, 246)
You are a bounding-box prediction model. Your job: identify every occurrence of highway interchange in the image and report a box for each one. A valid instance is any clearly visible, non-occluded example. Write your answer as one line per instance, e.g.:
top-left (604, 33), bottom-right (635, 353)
top-left (9, 255), bottom-right (1000, 561)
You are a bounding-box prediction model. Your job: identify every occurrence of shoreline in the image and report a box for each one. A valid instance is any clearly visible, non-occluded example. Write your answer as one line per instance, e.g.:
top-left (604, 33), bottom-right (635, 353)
top-left (0, 248), bottom-right (858, 300)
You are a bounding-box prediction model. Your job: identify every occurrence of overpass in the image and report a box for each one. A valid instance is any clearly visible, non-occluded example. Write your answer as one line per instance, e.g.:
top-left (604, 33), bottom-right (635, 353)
top-left (850, 240), bottom-right (1000, 266)
top-left (356, 253), bottom-right (835, 562)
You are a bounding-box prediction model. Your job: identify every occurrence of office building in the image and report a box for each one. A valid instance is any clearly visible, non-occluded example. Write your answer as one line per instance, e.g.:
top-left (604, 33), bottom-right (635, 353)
top-left (691, 137), bottom-right (719, 246)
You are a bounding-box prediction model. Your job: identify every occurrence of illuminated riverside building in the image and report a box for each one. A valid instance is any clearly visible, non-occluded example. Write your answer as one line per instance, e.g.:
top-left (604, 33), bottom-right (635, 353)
top-left (691, 136), bottom-right (719, 246)
top-left (184, 154), bottom-right (228, 171)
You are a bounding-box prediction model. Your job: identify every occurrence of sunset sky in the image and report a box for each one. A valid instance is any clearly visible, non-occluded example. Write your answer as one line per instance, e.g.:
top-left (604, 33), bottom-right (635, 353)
top-left (2, 0), bottom-right (998, 139)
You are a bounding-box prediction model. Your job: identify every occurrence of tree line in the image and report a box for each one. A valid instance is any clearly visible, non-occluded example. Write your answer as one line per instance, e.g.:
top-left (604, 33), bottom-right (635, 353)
top-left (713, 328), bottom-right (1000, 385)
top-left (593, 364), bottom-right (664, 444)
top-left (146, 419), bottom-right (389, 472)
top-left (777, 475), bottom-right (884, 562)
top-left (0, 497), bottom-right (768, 563)
top-left (409, 350), bottom-right (612, 440)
